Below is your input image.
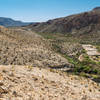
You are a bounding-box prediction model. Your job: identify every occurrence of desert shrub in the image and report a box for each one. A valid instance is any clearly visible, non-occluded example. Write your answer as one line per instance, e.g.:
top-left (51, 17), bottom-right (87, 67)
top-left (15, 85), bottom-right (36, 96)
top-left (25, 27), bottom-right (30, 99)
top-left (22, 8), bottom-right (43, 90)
top-left (65, 54), bottom-right (100, 75)
top-left (74, 66), bottom-right (91, 73)
top-left (98, 62), bottom-right (100, 65)
top-left (81, 54), bottom-right (96, 65)
top-left (96, 46), bottom-right (100, 52)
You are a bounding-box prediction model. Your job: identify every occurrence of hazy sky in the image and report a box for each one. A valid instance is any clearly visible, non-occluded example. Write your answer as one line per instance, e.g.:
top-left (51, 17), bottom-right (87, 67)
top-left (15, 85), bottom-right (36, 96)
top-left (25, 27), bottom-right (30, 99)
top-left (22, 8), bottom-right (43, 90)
top-left (0, 0), bottom-right (100, 22)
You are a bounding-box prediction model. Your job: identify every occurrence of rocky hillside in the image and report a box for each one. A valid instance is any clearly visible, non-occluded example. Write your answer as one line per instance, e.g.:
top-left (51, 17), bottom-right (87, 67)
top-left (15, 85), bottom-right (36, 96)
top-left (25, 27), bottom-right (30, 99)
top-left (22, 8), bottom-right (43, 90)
top-left (0, 26), bottom-right (100, 100)
top-left (28, 7), bottom-right (100, 35)
top-left (0, 17), bottom-right (31, 27)
top-left (24, 7), bottom-right (100, 80)
top-left (0, 65), bottom-right (100, 100)
top-left (0, 26), bottom-right (70, 68)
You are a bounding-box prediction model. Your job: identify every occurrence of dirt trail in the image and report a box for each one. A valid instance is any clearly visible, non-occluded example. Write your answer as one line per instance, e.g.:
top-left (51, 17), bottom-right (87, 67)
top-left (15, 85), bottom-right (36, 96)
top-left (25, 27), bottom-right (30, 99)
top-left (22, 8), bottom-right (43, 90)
top-left (0, 66), bottom-right (100, 100)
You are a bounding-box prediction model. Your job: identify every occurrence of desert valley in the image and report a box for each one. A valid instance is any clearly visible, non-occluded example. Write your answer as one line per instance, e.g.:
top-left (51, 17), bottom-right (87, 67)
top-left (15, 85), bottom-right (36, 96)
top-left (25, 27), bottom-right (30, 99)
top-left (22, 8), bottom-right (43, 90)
top-left (0, 5), bottom-right (100, 100)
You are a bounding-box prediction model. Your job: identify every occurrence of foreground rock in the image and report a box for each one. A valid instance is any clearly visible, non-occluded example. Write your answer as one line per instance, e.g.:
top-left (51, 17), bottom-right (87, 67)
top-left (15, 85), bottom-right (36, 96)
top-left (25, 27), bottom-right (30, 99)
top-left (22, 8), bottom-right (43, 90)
top-left (0, 66), bottom-right (100, 100)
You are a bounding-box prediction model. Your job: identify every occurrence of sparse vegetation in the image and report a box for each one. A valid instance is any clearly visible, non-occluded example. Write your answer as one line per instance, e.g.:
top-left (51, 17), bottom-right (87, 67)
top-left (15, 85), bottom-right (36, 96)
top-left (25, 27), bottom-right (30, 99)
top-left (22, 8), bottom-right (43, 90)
top-left (64, 53), bottom-right (100, 75)
top-left (37, 31), bottom-right (100, 80)
top-left (96, 45), bottom-right (100, 52)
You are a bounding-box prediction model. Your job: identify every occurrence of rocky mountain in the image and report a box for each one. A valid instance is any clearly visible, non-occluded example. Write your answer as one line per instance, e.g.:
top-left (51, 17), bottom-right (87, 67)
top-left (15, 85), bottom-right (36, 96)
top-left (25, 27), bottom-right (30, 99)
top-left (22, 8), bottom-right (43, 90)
top-left (0, 17), bottom-right (32, 27)
top-left (28, 7), bottom-right (100, 35)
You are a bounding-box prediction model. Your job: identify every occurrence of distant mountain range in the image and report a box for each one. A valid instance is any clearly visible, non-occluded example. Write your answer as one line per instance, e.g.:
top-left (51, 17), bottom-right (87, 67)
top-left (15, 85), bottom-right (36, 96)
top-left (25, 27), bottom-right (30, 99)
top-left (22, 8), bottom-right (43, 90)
top-left (28, 7), bottom-right (100, 35)
top-left (0, 17), bottom-right (32, 27)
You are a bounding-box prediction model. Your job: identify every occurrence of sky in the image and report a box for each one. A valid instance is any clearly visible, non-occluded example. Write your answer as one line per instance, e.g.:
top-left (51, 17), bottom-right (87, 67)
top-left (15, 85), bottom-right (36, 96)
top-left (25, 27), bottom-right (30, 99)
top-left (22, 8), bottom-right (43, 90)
top-left (0, 0), bottom-right (100, 22)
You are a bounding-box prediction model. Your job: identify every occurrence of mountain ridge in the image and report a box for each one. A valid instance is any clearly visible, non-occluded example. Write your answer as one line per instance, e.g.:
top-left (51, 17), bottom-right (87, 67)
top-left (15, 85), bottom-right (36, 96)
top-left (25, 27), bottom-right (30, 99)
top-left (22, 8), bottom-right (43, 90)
top-left (0, 17), bottom-right (33, 27)
top-left (28, 7), bottom-right (100, 35)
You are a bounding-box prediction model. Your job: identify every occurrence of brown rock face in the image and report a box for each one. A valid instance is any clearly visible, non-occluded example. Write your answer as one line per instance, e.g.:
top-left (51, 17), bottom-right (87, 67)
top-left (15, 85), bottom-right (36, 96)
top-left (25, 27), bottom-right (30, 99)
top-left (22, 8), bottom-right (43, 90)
top-left (28, 7), bottom-right (100, 35)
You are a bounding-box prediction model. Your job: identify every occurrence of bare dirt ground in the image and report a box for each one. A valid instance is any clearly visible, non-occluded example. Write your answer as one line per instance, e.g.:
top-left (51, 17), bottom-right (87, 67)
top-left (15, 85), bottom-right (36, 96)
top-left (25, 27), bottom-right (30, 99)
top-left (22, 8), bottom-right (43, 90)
top-left (0, 65), bottom-right (100, 100)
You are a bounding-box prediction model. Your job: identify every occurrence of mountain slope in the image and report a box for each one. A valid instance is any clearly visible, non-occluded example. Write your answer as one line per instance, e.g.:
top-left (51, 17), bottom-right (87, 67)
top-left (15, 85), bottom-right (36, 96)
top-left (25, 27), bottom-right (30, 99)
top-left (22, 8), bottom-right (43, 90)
top-left (0, 26), bottom-right (70, 68)
top-left (25, 8), bottom-right (100, 80)
top-left (28, 7), bottom-right (100, 35)
top-left (0, 17), bottom-right (31, 27)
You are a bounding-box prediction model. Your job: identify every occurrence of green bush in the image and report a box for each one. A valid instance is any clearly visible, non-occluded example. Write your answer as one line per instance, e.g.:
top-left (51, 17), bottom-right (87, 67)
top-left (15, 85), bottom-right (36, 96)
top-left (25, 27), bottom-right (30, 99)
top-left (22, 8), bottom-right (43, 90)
top-left (96, 46), bottom-right (100, 52)
top-left (74, 66), bottom-right (91, 73)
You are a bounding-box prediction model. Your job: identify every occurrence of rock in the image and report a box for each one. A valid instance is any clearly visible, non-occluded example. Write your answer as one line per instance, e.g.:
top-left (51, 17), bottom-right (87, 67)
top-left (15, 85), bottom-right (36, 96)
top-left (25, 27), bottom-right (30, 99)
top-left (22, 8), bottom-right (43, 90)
top-left (0, 87), bottom-right (8, 94)
top-left (12, 91), bottom-right (17, 97)
top-left (0, 82), bottom-right (4, 86)
top-left (0, 74), bottom-right (3, 81)
top-left (78, 54), bottom-right (85, 62)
